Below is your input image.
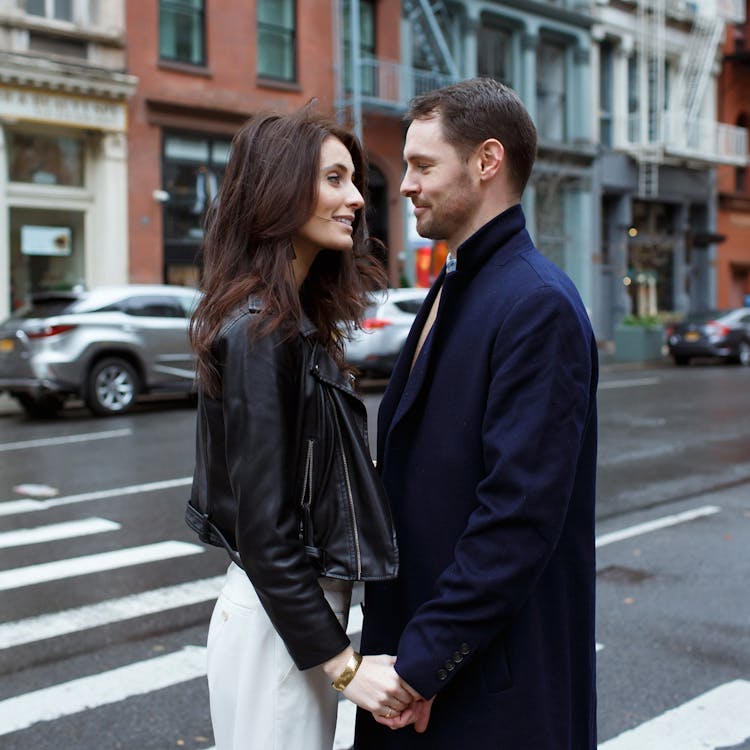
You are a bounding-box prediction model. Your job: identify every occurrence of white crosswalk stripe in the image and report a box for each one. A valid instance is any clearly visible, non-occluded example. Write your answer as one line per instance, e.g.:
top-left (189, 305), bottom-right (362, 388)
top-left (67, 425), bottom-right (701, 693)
top-left (0, 540), bottom-right (203, 591)
top-left (0, 517), bottom-right (120, 549)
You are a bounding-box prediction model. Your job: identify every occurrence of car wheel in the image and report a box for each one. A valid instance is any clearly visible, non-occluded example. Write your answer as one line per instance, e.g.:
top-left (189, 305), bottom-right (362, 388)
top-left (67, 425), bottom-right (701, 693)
top-left (15, 394), bottom-right (64, 419)
top-left (738, 341), bottom-right (750, 367)
top-left (673, 355), bottom-right (690, 366)
top-left (86, 357), bottom-right (139, 416)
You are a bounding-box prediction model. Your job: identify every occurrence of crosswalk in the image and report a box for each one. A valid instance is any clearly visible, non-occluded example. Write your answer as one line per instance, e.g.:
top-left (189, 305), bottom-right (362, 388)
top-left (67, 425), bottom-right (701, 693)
top-left (1, 483), bottom-right (748, 750)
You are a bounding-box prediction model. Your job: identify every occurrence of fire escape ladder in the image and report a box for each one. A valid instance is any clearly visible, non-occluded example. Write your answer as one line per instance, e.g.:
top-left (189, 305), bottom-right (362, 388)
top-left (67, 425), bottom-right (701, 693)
top-left (636, 0), bottom-right (665, 197)
top-left (676, 8), bottom-right (725, 124)
top-left (402, 0), bottom-right (459, 79)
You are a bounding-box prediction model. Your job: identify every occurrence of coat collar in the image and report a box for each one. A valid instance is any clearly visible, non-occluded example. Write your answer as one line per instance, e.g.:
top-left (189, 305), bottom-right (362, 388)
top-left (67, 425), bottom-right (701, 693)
top-left (451, 203), bottom-right (526, 280)
top-left (246, 295), bottom-right (317, 338)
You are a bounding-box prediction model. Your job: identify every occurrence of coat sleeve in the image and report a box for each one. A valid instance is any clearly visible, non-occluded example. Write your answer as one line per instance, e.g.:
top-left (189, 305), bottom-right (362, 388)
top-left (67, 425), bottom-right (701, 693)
top-left (393, 285), bottom-right (597, 698)
top-left (220, 323), bottom-right (349, 670)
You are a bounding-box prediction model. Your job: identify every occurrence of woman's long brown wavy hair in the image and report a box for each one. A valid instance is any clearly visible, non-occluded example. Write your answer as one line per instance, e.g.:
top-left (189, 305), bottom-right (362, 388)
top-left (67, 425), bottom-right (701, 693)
top-left (190, 108), bottom-right (387, 395)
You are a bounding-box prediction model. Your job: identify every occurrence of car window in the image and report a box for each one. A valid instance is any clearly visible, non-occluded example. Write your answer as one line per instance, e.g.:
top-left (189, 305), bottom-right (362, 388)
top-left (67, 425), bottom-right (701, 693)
top-left (122, 295), bottom-right (186, 318)
top-left (394, 299), bottom-right (425, 314)
top-left (12, 295), bottom-right (83, 318)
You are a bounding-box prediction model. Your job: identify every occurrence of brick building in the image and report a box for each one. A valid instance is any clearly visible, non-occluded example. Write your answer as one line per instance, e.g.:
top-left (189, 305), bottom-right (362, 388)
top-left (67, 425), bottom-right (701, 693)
top-left (126, 0), bottom-right (407, 288)
top-left (717, 1), bottom-right (750, 308)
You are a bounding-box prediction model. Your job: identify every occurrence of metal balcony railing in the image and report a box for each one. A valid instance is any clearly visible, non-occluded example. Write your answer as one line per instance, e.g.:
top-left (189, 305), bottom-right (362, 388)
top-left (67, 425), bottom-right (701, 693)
top-left (346, 57), bottom-right (458, 111)
top-left (622, 113), bottom-right (749, 165)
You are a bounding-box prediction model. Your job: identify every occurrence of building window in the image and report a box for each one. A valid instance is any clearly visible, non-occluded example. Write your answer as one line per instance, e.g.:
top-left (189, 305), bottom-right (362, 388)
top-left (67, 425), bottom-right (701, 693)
top-left (599, 41), bottom-right (613, 147)
top-left (536, 40), bottom-right (567, 142)
top-left (343, 0), bottom-right (376, 96)
top-left (25, 0), bottom-right (73, 21)
top-left (257, 0), bottom-right (296, 81)
top-left (159, 0), bottom-right (205, 66)
top-left (162, 133), bottom-right (231, 282)
top-left (478, 24), bottom-right (513, 87)
top-left (7, 132), bottom-right (84, 187)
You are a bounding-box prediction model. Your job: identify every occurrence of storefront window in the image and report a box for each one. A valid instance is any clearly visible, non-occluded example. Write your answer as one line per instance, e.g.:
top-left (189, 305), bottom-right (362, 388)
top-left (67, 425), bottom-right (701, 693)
top-left (9, 208), bottom-right (85, 310)
top-left (8, 132), bottom-right (84, 187)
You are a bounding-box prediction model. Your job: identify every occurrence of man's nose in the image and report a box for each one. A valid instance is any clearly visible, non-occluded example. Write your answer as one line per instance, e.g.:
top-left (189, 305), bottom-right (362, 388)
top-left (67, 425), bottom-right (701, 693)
top-left (400, 172), bottom-right (417, 197)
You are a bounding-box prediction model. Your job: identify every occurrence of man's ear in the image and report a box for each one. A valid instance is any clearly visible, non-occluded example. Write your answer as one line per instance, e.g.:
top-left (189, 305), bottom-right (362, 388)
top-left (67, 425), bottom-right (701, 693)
top-left (476, 139), bottom-right (504, 182)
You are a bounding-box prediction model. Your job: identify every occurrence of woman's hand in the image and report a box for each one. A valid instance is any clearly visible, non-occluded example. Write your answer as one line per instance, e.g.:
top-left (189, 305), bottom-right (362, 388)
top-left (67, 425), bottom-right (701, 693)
top-left (343, 654), bottom-right (414, 716)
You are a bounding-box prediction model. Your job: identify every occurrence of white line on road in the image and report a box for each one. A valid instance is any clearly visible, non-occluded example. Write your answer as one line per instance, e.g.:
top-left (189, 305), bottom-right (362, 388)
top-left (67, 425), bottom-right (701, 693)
top-left (0, 428), bottom-right (132, 453)
top-left (0, 576), bottom-right (224, 650)
top-left (0, 476), bottom-right (193, 517)
top-left (598, 377), bottom-right (661, 390)
top-left (599, 679), bottom-right (750, 749)
top-left (0, 517), bottom-right (120, 550)
top-left (0, 645), bottom-right (207, 736)
top-left (0, 541), bottom-right (203, 592)
top-left (595, 505), bottom-right (720, 548)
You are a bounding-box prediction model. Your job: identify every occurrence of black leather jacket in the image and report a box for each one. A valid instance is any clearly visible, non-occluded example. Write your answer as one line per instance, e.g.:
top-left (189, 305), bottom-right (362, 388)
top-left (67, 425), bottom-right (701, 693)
top-left (186, 300), bottom-right (398, 669)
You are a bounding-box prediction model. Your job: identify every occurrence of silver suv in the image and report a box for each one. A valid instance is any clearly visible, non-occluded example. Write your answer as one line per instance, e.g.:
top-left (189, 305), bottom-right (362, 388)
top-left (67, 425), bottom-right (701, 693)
top-left (0, 285), bottom-right (200, 417)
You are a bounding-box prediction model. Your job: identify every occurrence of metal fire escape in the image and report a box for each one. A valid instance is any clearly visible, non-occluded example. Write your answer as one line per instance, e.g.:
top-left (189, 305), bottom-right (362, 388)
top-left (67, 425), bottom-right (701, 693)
top-left (636, 0), bottom-right (731, 197)
top-left (402, 0), bottom-right (459, 82)
top-left (636, 0), bottom-right (666, 197)
top-left (336, 0), bottom-right (459, 141)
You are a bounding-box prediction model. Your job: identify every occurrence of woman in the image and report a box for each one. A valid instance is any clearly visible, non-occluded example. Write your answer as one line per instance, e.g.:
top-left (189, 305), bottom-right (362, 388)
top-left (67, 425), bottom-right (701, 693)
top-left (185, 109), bottom-right (412, 749)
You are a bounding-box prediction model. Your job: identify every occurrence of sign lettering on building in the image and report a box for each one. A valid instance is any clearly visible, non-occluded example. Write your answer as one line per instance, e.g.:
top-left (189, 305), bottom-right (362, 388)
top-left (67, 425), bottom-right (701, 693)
top-left (0, 86), bottom-right (126, 131)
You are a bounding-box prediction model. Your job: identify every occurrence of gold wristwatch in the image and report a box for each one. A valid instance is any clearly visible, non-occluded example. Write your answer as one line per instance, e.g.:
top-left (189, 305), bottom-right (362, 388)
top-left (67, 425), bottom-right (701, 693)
top-left (331, 650), bottom-right (363, 691)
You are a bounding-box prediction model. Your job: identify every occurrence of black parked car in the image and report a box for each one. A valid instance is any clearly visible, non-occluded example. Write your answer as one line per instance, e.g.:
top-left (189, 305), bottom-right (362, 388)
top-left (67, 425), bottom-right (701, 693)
top-left (666, 308), bottom-right (750, 366)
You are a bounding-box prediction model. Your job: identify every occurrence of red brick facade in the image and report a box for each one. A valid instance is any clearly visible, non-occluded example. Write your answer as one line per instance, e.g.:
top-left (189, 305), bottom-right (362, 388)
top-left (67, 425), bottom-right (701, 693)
top-left (126, 0), bottom-right (405, 286)
top-left (717, 6), bottom-right (750, 308)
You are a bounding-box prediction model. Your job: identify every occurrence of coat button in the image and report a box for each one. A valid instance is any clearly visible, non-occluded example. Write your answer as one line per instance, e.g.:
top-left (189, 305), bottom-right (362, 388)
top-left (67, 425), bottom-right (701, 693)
top-left (459, 642), bottom-right (471, 655)
top-left (437, 668), bottom-right (448, 681)
top-left (453, 651), bottom-right (463, 663)
top-left (445, 661), bottom-right (455, 671)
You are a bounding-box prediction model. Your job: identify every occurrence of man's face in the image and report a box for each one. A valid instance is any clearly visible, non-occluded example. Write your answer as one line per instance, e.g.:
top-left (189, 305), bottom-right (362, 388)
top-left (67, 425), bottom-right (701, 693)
top-left (400, 116), bottom-right (479, 249)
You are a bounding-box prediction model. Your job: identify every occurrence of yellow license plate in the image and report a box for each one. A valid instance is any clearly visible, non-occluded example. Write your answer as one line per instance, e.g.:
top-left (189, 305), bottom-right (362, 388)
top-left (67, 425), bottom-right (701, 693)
top-left (684, 332), bottom-right (700, 342)
top-left (0, 338), bottom-right (13, 352)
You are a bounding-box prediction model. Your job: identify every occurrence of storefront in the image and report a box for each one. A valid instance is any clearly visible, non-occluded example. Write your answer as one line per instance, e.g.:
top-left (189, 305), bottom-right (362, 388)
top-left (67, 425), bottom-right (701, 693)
top-left (0, 65), bottom-right (136, 320)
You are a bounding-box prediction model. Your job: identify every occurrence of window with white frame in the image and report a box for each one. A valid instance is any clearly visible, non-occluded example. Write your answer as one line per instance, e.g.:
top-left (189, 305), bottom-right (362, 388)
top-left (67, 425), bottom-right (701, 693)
top-left (343, 0), bottom-right (376, 96)
top-left (160, 0), bottom-right (205, 66)
top-left (536, 40), bottom-right (567, 142)
top-left (478, 23), bottom-right (513, 87)
top-left (25, 0), bottom-right (73, 21)
top-left (599, 41), bottom-right (613, 147)
top-left (257, 0), bottom-right (296, 81)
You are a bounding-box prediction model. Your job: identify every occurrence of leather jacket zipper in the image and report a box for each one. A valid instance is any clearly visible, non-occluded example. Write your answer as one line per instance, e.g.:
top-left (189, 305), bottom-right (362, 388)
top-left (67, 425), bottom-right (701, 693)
top-left (332, 412), bottom-right (362, 579)
top-left (299, 438), bottom-right (314, 540)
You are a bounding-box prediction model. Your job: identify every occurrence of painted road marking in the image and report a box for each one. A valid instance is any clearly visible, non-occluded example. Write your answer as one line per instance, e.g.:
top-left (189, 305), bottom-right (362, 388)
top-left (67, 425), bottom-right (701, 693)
top-left (0, 576), bottom-right (224, 650)
top-left (0, 541), bottom-right (203, 592)
top-left (598, 377), bottom-right (661, 390)
top-left (0, 645), bottom-right (207, 736)
top-left (0, 476), bottom-right (193, 517)
top-left (0, 428), bottom-right (132, 453)
top-left (596, 505), bottom-right (720, 548)
top-left (0, 517), bottom-right (120, 550)
top-left (599, 679), bottom-right (750, 749)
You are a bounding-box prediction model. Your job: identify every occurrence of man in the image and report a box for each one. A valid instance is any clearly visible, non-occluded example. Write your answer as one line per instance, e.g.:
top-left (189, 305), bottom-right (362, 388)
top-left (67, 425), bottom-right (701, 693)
top-left (355, 78), bottom-right (598, 749)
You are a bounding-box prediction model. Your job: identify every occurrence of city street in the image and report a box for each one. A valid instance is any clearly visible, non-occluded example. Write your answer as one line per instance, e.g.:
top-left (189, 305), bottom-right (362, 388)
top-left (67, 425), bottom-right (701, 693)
top-left (0, 362), bottom-right (749, 749)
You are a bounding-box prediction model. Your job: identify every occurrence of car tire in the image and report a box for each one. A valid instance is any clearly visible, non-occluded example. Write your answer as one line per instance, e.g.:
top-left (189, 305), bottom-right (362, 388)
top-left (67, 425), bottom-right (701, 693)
top-left (673, 355), bottom-right (690, 366)
top-left (86, 357), bottom-right (139, 416)
top-left (738, 341), bottom-right (750, 367)
top-left (15, 394), bottom-right (64, 419)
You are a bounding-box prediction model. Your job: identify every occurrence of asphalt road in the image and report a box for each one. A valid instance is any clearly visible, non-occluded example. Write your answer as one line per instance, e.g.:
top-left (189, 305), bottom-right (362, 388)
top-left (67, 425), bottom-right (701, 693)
top-left (0, 361), bottom-right (748, 749)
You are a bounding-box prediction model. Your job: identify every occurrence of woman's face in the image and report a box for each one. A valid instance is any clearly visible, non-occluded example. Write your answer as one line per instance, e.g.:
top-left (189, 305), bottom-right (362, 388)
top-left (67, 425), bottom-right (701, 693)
top-left (292, 136), bottom-right (365, 266)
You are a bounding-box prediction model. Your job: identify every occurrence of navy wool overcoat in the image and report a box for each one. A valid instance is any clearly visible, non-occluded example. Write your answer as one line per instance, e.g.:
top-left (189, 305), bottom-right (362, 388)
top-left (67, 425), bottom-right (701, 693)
top-left (355, 205), bottom-right (598, 749)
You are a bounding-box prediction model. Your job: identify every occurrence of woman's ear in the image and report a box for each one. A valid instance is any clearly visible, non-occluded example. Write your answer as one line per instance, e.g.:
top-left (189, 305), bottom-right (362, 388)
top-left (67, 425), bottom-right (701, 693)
top-left (477, 139), bottom-right (504, 182)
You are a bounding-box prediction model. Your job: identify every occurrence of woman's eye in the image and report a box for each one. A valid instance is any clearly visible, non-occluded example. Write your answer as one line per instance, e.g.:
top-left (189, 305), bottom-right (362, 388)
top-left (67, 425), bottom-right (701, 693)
top-left (327, 173), bottom-right (341, 184)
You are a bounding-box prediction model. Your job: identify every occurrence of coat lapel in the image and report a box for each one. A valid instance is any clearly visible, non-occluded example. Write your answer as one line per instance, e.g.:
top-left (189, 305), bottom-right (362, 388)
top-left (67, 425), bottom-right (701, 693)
top-left (376, 271), bottom-right (445, 461)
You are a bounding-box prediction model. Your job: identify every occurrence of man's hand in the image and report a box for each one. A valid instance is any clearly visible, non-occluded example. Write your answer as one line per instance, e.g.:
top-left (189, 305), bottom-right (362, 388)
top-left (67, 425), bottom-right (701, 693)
top-left (372, 679), bottom-right (434, 733)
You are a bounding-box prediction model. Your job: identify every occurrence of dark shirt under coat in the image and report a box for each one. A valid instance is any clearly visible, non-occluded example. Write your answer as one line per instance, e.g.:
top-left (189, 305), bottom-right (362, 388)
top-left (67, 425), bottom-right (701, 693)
top-left (355, 205), bottom-right (598, 749)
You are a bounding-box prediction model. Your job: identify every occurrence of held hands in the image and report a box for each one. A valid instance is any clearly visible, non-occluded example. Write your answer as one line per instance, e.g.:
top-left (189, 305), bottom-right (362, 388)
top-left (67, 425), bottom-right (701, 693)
top-left (323, 648), bottom-right (433, 733)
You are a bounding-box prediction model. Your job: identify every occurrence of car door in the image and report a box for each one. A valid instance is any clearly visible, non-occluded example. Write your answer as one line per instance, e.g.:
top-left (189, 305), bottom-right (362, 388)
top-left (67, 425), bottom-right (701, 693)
top-left (121, 294), bottom-right (194, 388)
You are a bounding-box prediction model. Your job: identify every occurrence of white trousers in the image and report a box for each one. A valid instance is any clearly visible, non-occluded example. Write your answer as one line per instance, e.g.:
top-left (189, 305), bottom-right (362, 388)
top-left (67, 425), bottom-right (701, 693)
top-left (207, 563), bottom-right (353, 750)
